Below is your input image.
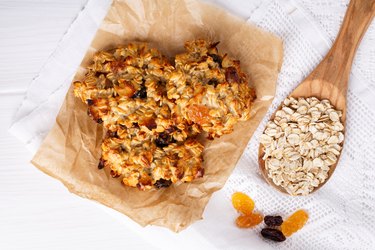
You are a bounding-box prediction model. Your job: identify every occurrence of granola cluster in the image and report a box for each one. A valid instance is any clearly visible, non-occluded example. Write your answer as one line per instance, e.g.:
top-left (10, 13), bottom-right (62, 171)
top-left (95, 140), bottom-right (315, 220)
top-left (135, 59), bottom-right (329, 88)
top-left (74, 40), bottom-right (256, 190)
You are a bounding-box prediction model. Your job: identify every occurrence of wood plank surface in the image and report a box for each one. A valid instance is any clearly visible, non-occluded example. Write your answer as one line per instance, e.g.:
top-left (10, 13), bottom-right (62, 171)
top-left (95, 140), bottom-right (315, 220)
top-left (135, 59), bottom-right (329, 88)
top-left (0, 1), bottom-right (154, 249)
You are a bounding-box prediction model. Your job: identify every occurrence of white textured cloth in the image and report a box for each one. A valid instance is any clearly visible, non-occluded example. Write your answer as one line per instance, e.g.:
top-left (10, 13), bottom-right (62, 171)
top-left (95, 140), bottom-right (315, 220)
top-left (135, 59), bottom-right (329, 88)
top-left (224, 0), bottom-right (375, 249)
top-left (9, 0), bottom-right (375, 249)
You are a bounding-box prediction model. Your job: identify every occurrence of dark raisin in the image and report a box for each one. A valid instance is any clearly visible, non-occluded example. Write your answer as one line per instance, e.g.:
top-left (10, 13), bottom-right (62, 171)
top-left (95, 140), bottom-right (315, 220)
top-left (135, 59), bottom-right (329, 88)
top-left (225, 66), bottom-right (240, 83)
top-left (142, 118), bottom-right (157, 130)
top-left (98, 158), bottom-right (105, 169)
top-left (104, 79), bottom-right (113, 89)
top-left (110, 170), bottom-right (121, 178)
top-left (207, 78), bottom-right (219, 87)
top-left (132, 85), bottom-right (147, 99)
top-left (155, 132), bottom-right (175, 148)
top-left (165, 126), bottom-right (176, 134)
top-left (207, 134), bottom-right (214, 140)
top-left (264, 216), bottom-right (283, 227)
top-left (107, 130), bottom-right (117, 138)
top-left (86, 99), bottom-right (94, 106)
top-left (142, 64), bottom-right (147, 70)
top-left (261, 228), bottom-right (286, 242)
top-left (132, 122), bottom-right (139, 128)
top-left (154, 179), bottom-right (172, 189)
top-left (177, 171), bottom-right (184, 180)
top-left (208, 53), bottom-right (222, 67)
top-left (158, 79), bottom-right (166, 85)
top-left (198, 55), bottom-right (208, 63)
top-left (97, 118), bottom-right (103, 124)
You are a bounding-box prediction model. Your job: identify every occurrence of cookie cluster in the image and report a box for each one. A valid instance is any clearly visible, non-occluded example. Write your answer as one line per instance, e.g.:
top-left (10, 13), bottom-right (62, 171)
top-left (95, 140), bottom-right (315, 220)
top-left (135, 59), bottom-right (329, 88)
top-left (74, 40), bottom-right (255, 190)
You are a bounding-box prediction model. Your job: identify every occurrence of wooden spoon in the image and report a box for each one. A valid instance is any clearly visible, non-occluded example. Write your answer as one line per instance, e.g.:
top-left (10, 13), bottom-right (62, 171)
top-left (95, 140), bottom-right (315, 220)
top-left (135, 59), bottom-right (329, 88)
top-left (258, 0), bottom-right (375, 195)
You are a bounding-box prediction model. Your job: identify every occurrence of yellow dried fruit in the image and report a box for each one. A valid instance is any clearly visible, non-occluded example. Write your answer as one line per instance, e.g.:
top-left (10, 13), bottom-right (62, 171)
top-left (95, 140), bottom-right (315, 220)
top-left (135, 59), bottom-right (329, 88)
top-left (235, 213), bottom-right (263, 228)
top-left (281, 209), bottom-right (309, 237)
top-left (232, 192), bottom-right (255, 215)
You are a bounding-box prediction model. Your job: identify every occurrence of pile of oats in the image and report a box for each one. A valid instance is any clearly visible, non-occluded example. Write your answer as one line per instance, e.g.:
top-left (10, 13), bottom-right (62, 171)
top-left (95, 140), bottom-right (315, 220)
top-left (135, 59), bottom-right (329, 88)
top-left (260, 97), bottom-right (344, 195)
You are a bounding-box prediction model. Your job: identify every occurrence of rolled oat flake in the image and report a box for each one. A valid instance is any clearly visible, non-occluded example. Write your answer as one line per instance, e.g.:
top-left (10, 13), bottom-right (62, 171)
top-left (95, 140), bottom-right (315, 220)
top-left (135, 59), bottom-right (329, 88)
top-left (260, 97), bottom-right (344, 195)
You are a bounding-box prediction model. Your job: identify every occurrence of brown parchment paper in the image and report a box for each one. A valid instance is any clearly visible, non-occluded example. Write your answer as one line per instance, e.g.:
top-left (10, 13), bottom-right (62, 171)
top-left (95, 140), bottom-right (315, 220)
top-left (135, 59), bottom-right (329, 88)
top-left (31, 0), bottom-right (283, 232)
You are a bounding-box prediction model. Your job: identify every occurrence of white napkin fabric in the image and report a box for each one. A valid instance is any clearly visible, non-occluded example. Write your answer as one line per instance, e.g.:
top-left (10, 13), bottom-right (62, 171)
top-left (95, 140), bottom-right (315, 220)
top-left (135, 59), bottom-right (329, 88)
top-left (9, 0), bottom-right (375, 249)
top-left (222, 0), bottom-right (375, 249)
top-left (9, 0), bottom-right (112, 152)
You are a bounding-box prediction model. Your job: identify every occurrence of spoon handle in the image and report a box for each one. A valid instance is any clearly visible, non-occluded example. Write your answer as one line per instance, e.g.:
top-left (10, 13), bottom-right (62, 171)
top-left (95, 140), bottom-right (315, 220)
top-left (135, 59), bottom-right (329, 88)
top-left (309, 0), bottom-right (375, 93)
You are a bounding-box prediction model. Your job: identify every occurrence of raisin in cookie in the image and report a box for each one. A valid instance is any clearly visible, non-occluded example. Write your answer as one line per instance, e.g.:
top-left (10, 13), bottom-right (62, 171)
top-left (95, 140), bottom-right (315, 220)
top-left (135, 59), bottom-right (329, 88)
top-left (101, 127), bottom-right (204, 190)
top-left (167, 40), bottom-right (256, 139)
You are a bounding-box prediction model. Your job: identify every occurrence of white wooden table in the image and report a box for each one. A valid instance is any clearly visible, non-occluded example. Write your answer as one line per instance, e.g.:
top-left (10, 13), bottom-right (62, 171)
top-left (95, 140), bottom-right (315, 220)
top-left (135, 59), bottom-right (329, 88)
top-left (0, 1), bottom-right (155, 249)
top-left (2, 0), bottom-right (374, 249)
top-left (0, 1), bottom-right (245, 249)
top-left (0, 1), bottom-right (261, 249)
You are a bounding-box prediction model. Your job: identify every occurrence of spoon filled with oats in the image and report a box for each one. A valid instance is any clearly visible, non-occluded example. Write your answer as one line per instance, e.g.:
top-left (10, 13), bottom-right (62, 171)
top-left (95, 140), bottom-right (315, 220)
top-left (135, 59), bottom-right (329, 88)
top-left (258, 0), bottom-right (375, 196)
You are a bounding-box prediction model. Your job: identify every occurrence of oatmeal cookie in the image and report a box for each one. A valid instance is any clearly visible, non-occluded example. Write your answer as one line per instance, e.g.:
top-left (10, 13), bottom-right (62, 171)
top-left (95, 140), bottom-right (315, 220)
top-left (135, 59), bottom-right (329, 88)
top-left (74, 43), bottom-right (204, 190)
top-left (73, 43), bottom-right (183, 134)
top-left (101, 127), bottom-right (204, 190)
top-left (73, 40), bottom-right (256, 190)
top-left (167, 39), bottom-right (256, 138)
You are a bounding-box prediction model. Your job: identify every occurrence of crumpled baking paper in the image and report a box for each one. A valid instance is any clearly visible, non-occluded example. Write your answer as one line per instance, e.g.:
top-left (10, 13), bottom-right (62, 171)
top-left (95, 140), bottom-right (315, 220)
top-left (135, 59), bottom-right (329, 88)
top-left (31, 0), bottom-right (283, 232)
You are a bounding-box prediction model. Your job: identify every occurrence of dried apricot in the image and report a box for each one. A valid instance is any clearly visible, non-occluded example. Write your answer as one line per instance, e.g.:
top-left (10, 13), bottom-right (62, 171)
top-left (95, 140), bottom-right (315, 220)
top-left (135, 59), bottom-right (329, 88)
top-left (231, 192), bottom-right (254, 215)
top-left (187, 104), bottom-right (211, 125)
top-left (235, 213), bottom-right (263, 228)
top-left (281, 210), bottom-right (308, 237)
